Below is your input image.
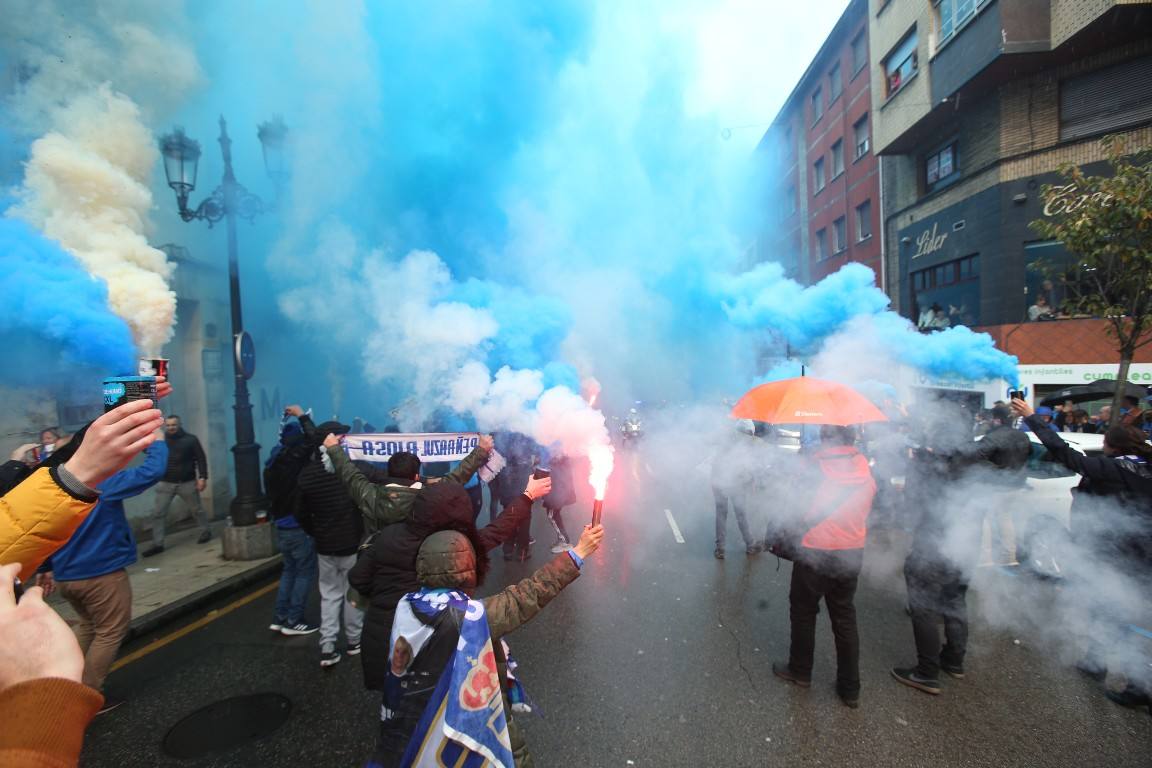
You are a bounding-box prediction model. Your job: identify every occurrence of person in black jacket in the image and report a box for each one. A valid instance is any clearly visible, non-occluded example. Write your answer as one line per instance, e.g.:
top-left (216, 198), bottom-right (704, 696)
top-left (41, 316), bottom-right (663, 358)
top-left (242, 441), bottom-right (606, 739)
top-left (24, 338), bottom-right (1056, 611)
top-left (143, 415), bottom-right (210, 556)
top-left (893, 403), bottom-right (1030, 696)
top-left (348, 470), bottom-right (551, 693)
top-left (295, 420), bottom-right (364, 668)
top-left (264, 406), bottom-right (320, 637)
top-left (1012, 396), bottom-right (1152, 709)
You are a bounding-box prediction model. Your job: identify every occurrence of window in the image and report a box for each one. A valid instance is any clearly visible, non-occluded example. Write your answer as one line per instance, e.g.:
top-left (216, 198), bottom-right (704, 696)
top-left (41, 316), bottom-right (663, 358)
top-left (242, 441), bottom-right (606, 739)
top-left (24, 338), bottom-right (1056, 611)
top-left (935, 0), bottom-right (988, 46)
top-left (813, 157), bottom-right (825, 193)
top-left (829, 63), bottom-right (842, 103)
top-left (831, 140), bottom-right (844, 178)
top-left (856, 199), bottom-right (872, 241)
top-left (833, 217), bottom-right (847, 253)
top-left (851, 32), bottom-right (867, 75)
top-left (811, 87), bottom-right (823, 123)
top-left (925, 142), bottom-right (957, 191)
top-left (884, 31), bottom-right (918, 98)
top-left (815, 228), bottom-right (828, 260)
top-left (911, 254), bottom-right (980, 328)
top-left (853, 115), bottom-right (870, 159)
top-left (1059, 55), bottom-right (1152, 141)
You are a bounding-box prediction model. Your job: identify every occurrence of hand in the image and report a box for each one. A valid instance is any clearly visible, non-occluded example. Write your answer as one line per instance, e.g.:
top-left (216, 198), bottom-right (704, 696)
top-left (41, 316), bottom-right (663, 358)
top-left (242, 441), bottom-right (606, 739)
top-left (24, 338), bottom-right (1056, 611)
top-left (196, 478), bottom-right (207, 493)
top-left (62, 399), bottom-right (164, 488)
top-left (478, 434), bottom-right (494, 453)
top-left (0, 563), bottom-right (84, 690)
top-left (573, 524), bottom-right (605, 559)
top-left (322, 433), bottom-right (342, 449)
top-left (1010, 397), bottom-right (1033, 419)
top-left (524, 475), bottom-right (552, 501)
top-left (155, 375), bottom-right (173, 400)
top-left (10, 443), bottom-right (37, 462)
top-left (285, 404), bottom-right (304, 417)
top-left (36, 572), bottom-right (54, 598)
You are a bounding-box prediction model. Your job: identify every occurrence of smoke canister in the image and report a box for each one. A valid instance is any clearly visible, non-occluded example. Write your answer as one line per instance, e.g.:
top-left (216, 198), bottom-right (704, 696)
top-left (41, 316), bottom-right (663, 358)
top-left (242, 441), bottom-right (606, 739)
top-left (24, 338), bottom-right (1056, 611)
top-left (103, 376), bottom-right (158, 412)
top-left (138, 358), bottom-right (170, 378)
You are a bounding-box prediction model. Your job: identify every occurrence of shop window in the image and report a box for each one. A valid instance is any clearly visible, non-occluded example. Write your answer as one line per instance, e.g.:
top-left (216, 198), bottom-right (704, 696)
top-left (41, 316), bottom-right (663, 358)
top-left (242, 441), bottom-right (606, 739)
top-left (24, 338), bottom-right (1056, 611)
top-left (884, 30), bottom-right (918, 98)
top-left (911, 254), bottom-right (980, 329)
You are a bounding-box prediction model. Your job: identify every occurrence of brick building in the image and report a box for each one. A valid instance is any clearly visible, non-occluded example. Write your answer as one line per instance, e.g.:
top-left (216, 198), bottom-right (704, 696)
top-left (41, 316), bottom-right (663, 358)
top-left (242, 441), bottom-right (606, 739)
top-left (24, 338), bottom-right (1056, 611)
top-left (756, 0), bottom-right (881, 286)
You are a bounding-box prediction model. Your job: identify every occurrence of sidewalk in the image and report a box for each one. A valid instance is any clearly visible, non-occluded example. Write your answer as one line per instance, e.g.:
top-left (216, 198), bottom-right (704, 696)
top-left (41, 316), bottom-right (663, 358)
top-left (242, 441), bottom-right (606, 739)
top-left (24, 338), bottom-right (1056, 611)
top-left (49, 521), bottom-right (282, 640)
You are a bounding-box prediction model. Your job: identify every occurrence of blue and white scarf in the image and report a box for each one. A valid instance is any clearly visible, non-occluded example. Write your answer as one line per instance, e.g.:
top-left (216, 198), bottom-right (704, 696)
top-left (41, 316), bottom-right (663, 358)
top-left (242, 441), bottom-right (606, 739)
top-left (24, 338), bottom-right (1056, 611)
top-left (393, 590), bottom-right (514, 768)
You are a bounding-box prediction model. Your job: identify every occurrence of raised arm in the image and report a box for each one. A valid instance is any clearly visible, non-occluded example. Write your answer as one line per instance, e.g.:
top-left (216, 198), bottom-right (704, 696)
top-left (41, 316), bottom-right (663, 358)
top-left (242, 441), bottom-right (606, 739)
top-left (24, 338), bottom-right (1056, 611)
top-left (445, 436), bottom-right (493, 485)
top-left (476, 473), bottom-right (551, 551)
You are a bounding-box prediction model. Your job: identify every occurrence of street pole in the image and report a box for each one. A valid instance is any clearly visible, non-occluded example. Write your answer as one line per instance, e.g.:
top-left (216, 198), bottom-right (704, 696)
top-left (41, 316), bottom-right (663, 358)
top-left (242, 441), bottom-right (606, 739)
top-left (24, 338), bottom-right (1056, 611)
top-left (217, 118), bottom-right (264, 526)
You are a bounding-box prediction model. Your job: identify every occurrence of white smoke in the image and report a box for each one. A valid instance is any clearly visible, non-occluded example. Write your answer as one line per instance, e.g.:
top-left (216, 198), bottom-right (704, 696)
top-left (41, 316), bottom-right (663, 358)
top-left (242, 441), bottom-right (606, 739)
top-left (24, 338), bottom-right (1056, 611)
top-left (1, 0), bottom-right (202, 357)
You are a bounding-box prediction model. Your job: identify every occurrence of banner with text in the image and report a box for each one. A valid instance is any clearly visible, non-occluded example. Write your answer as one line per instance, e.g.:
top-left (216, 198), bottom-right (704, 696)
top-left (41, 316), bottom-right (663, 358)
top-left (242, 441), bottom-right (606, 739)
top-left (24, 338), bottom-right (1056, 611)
top-left (342, 433), bottom-right (481, 464)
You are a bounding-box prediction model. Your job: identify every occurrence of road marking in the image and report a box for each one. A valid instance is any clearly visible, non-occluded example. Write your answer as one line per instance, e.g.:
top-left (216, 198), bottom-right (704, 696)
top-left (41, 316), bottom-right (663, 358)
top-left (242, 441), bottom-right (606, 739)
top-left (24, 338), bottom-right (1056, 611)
top-left (664, 509), bottom-right (685, 544)
top-left (111, 580), bottom-right (279, 672)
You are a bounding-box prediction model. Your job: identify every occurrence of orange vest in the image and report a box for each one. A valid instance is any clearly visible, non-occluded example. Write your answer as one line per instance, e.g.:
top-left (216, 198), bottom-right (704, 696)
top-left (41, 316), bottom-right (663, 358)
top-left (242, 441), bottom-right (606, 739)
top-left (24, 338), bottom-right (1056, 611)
top-left (800, 447), bottom-right (876, 552)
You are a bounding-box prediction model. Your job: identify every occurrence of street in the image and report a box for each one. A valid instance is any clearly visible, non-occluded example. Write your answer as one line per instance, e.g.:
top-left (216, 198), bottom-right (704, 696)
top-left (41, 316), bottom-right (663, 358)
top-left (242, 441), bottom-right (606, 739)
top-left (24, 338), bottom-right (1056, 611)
top-left (82, 453), bottom-right (1151, 768)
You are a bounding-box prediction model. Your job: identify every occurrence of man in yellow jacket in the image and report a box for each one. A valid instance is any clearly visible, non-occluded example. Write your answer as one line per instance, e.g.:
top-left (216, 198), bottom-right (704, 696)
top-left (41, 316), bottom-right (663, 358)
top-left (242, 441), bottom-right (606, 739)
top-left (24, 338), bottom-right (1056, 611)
top-left (0, 398), bottom-right (165, 580)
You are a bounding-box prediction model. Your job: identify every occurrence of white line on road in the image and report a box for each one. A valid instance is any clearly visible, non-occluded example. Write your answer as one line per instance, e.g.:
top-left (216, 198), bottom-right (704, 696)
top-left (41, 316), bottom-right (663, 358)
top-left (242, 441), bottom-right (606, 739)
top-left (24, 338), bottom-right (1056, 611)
top-left (664, 509), bottom-right (685, 544)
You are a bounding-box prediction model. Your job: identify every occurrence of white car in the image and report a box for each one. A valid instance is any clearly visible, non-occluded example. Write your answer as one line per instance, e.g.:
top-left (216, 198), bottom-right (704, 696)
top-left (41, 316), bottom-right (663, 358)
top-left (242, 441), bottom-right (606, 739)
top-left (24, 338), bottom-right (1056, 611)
top-left (980, 429), bottom-right (1105, 577)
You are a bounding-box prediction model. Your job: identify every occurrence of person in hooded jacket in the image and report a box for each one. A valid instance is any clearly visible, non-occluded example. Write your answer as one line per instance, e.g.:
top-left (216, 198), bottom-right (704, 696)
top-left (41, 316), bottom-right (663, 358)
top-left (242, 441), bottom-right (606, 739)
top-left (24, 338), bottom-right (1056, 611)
top-left (542, 453), bottom-right (578, 553)
top-left (364, 481), bottom-right (603, 767)
top-left (348, 470), bottom-right (551, 695)
top-left (1012, 396), bottom-right (1152, 709)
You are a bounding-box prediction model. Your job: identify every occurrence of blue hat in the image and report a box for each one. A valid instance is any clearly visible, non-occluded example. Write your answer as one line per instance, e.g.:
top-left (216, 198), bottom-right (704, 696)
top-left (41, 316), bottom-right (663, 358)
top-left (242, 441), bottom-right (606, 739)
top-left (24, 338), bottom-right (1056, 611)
top-left (1036, 406), bottom-right (1054, 416)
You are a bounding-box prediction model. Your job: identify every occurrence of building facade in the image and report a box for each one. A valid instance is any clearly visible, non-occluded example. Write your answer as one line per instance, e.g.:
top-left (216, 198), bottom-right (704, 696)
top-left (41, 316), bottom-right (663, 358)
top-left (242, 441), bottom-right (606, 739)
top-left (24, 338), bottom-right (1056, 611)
top-left (758, 0), bottom-right (882, 286)
top-left (868, 0), bottom-right (1152, 396)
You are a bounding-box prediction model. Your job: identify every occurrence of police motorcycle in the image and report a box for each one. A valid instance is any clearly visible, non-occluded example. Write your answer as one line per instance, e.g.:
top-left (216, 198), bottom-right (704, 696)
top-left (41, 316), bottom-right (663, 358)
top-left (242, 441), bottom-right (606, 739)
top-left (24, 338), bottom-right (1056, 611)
top-left (620, 408), bottom-right (643, 447)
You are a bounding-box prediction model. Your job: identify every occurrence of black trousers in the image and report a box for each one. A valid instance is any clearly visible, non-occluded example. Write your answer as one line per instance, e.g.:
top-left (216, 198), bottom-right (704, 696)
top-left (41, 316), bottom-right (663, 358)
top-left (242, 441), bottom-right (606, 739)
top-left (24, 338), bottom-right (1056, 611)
top-left (788, 559), bottom-right (860, 696)
top-left (904, 557), bottom-right (968, 679)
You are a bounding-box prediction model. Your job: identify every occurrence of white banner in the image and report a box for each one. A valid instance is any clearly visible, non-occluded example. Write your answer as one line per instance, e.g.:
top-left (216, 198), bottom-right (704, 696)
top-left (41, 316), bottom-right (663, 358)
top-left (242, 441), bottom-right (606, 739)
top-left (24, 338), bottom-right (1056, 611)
top-left (342, 432), bottom-right (481, 464)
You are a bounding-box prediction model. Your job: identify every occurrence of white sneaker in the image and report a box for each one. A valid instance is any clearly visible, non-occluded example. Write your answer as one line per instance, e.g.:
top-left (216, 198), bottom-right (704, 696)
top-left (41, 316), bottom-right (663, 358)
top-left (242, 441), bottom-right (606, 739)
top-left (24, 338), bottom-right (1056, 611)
top-left (550, 540), bottom-right (572, 554)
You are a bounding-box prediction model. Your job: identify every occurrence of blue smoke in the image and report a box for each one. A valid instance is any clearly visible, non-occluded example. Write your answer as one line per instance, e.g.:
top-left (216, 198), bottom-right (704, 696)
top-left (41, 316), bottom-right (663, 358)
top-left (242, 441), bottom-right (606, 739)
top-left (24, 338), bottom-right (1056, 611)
top-left (448, 279), bottom-right (573, 372)
top-left (0, 217), bottom-right (136, 384)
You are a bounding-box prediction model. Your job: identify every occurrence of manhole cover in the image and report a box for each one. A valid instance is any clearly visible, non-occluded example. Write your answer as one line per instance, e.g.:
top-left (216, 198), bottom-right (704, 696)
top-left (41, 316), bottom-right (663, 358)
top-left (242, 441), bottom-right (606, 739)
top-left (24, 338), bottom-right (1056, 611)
top-left (162, 692), bottom-right (292, 758)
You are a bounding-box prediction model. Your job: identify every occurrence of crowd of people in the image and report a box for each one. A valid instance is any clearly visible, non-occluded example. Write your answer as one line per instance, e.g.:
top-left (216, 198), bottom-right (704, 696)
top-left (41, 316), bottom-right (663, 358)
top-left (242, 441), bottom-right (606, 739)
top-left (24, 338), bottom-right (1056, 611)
top-left (711, 396), bottom-right (1152, 715)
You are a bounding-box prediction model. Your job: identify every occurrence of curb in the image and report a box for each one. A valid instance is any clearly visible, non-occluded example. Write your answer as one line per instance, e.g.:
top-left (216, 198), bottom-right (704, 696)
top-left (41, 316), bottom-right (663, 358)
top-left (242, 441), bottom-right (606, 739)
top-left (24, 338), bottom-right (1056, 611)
top-left (124, 555), bottom-right (283, 641)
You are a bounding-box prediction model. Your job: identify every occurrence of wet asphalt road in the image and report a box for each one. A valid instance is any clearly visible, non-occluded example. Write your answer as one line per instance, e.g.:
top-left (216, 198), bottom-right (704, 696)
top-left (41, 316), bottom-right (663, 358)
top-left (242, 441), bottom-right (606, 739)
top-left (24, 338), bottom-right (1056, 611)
top-left (84, 450), bottom-right (1151, 767)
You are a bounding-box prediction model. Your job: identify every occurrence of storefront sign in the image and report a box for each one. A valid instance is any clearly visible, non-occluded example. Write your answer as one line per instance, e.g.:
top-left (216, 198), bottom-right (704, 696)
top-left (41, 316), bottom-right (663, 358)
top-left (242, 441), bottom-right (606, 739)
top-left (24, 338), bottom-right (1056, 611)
top-left (1017, 363), bottom-right (1152, 384)
top-left (912, 222), bottom-right (948, 259)
top-left (1042, 183), bottom-right (1115, 217)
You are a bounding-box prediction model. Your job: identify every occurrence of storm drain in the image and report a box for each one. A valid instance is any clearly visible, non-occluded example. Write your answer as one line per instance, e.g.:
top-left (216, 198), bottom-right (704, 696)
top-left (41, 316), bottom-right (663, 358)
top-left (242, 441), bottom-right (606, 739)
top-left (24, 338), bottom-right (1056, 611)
top-left (162, 692), bottom-right (292, 759)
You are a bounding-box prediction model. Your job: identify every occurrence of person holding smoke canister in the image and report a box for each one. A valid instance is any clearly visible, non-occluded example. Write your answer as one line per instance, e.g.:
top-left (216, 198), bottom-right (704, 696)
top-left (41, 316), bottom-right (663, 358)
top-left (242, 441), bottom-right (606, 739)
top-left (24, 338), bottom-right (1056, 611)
top-left (1011, 396), bottom-right (1152, 709)
top-left (770, 425), bottom-right (876, 709)
top-left (892, 403), bottom-right (1030, 696)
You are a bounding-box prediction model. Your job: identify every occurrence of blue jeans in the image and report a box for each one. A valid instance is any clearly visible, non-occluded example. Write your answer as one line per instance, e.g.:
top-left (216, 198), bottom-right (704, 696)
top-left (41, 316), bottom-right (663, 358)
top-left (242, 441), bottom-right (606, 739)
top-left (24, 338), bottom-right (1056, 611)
top-left (275, 526), bottom-right (317, 624)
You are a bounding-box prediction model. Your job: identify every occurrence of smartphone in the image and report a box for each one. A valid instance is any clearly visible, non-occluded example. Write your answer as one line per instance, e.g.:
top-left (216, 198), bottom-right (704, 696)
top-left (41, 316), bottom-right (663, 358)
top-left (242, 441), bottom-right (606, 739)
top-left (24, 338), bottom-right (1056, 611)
top-left (1010, 390), bottom-right (1025, 401)
top-left (13, 577), bottom-right (24, 603)
top-left (533, 467), bottom-right (551, 480)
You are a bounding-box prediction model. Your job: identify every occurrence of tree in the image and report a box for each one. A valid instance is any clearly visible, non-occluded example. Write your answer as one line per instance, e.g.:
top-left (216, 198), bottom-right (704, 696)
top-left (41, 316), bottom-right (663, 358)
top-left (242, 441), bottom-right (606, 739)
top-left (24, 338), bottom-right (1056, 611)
top-left (1030, 136), bottom-right (1152, 427)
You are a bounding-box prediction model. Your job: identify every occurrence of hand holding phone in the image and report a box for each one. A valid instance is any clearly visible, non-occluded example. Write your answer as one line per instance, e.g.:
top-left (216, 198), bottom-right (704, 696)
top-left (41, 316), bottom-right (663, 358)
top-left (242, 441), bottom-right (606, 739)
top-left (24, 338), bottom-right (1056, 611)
top-left (533, 467), bottom-right (551, 480)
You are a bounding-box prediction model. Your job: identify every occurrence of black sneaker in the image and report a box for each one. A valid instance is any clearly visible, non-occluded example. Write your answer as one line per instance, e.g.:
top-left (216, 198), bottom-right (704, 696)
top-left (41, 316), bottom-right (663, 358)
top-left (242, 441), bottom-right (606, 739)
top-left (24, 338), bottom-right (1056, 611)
top-left (197, 530), bottom-right (212, 544)
top-left (346, 642), bottom-right (362, 656)
top-left (1104, 686), bottom-right (1151, 708)
top-left (280, 622), bottom-right (319, 636)
top-left (837, 689), bottom-right (860, 709)
top-left (891, 667), bottom-right (941, 695)
top-left (940, 663), bottom-right (965, 679)
top-left (320, 650), bottom-right (342, 668)
top-left (713, 548), bottom-right (725, 560)
top-left (772, 662), bottom-right (811, 688)
top-left (142, 546), bottom-right (165, 558)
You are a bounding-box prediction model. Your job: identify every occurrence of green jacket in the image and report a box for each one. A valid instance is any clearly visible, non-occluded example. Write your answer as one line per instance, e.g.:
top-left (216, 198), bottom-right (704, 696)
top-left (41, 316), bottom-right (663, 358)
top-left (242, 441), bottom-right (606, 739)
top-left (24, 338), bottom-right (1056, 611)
top-left (327, 445), bottom-right (490, 535)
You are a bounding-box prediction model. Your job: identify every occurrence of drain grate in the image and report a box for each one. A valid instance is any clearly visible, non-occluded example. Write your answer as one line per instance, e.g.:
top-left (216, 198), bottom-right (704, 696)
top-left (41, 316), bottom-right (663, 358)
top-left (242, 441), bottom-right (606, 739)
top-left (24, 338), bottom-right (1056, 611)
top-left (162, 692), bottom-right (292, 759)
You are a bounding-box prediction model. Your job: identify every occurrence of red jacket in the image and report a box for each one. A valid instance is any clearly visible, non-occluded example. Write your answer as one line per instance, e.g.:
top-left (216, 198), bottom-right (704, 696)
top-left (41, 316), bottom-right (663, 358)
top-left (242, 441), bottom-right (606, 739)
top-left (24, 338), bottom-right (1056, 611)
top-left (800, 447), bottom-right (876, 552)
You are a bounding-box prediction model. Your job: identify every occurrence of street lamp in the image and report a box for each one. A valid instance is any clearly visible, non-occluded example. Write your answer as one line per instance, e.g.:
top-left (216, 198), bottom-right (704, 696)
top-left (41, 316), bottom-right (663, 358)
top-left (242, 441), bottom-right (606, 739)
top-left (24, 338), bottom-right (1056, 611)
top-left (159, 116), bottom-right (286, 527)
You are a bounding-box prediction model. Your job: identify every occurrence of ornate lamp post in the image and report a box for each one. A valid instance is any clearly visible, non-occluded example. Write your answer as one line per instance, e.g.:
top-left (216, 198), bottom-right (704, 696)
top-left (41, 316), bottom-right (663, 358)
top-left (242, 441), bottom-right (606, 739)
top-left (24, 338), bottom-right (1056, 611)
top-left (159, 117), bottom-right (286, 527)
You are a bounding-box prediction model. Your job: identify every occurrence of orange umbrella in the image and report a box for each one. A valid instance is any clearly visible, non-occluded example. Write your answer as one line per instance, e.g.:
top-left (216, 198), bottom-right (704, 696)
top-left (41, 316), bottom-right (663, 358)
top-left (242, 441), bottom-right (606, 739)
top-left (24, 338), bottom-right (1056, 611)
top-left (731, 377), bottom-right (888, 426)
